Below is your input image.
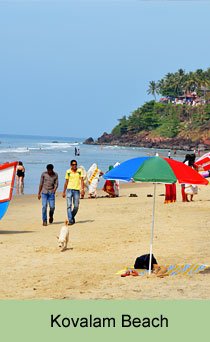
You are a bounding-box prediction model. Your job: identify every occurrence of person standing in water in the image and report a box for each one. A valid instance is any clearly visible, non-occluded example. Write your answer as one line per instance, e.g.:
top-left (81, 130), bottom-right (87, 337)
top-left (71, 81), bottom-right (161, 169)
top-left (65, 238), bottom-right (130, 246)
top-left (16, 161), bottom-right (25, 195)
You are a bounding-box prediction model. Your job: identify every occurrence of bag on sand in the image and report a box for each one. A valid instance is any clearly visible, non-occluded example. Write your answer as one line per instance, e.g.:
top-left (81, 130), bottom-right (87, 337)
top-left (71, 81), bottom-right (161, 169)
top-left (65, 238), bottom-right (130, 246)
top-left (192, 185), bottom-right (198, 194)
top-left (185, 185), bottom-right (198, 195)
top-left (134, 254), bottom-right (157, 270)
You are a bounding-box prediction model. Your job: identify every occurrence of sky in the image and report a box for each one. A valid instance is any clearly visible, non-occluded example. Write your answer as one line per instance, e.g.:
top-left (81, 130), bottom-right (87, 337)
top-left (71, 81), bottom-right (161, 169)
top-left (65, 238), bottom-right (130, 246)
top-left (1, 0), bottom-right (210, 138)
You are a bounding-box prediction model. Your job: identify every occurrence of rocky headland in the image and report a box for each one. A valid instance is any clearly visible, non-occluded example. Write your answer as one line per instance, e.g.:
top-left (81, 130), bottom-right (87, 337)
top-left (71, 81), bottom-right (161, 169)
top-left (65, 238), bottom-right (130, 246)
top-left (84, 127), bottom-right (210, 151)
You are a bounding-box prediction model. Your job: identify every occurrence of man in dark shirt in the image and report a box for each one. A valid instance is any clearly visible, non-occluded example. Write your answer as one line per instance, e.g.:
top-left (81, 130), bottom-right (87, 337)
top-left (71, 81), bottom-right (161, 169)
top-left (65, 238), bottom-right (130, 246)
top-left (38, 164), bottom-right (58, 226)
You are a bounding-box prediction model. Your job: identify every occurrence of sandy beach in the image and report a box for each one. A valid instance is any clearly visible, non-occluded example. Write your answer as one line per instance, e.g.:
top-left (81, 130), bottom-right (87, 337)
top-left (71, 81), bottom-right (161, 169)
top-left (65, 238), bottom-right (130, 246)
top-left (0, 183), bottom-right (210, 300)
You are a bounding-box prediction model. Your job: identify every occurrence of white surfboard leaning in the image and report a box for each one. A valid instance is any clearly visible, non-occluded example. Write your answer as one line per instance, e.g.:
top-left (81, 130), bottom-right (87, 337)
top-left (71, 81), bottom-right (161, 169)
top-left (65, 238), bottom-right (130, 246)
top-left (87, 163), bottom-right (102, 198)
top-left (78, 165), bottom-right (88, 190)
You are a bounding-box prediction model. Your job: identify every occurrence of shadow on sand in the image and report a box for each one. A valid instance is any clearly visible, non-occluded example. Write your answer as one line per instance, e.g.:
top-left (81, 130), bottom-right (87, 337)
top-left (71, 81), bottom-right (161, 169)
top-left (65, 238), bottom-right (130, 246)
top-left (60, 247), bottom-right (73, 252)
top-left (50, 220), bottom-right (94, 225)
top-left (0, 230), bottom-right (34, 235)
top-left (76, 220), bottom-right (95, 224)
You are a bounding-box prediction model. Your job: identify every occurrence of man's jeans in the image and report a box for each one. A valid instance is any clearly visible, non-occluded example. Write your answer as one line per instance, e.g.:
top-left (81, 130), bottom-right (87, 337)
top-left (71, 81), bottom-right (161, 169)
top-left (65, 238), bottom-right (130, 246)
top-left (42, 192), bottom-right (55, 222)
top-left (66, 189), bottom-right (80, 223)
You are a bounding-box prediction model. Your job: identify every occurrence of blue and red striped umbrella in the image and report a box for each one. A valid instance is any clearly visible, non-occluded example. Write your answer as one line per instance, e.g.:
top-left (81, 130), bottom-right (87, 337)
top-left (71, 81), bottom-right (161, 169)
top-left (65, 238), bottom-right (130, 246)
top-left (104, 156), bottom-right (208, 185)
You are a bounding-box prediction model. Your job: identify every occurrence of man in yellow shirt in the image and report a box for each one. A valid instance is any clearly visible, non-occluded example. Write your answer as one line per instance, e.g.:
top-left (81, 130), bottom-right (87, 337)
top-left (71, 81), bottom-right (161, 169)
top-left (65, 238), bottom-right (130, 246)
top-left (62, 160), bottom-right (85, 225)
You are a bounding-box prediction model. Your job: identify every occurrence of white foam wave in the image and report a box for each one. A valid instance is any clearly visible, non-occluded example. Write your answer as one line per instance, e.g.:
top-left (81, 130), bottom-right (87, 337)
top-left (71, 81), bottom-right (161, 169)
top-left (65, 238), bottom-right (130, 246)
top-left (38, 142), bottom-right (79, 150)
top-left (0, 147), bottom-right (30, 154)
top-left (103, 145), bottom-right (121, 149)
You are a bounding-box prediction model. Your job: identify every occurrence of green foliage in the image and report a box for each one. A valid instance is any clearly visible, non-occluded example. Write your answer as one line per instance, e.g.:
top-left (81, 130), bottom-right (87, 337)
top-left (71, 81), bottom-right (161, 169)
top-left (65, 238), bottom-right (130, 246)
top-left (111, 125), bottom-right (121, 137)
top-left (111, 101), bottom-right (209, 139)
top-left (204, 104), bottom-right (210, 121)
top-left (150, 104), bottom-right (180, 138)
top-left (111, 115), bottom-right (128, 137)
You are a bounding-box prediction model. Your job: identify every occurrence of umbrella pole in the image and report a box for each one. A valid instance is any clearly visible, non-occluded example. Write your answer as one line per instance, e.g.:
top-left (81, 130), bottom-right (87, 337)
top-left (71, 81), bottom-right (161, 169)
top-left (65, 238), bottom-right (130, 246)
top-left (149, 183), bottom-right (156, 275)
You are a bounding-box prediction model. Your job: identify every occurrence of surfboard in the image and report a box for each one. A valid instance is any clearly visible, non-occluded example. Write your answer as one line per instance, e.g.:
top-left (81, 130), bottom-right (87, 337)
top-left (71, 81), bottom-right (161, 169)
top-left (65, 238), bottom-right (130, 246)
top-left (0, 161), bottom-right (18, 220)
top-left (78, 165), bottom-right (89, 190)
top-left (87, 163), bottom-right (102, 197)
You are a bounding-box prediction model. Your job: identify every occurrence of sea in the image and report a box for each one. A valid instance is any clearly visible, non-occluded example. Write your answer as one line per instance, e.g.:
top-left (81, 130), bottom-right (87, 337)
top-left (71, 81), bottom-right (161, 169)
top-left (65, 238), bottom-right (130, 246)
top-left (0, 134), bottom-right (189, 194)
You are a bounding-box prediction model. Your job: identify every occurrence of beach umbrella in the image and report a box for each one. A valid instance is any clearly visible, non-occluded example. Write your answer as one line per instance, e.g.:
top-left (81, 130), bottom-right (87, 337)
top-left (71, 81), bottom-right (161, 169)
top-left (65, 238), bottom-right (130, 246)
top-left (195, 152), bottom-right (210, 171)
top-left (0, 162), bottom-right (18, 220)
top-left (103, 156), bottom-right (208, 274)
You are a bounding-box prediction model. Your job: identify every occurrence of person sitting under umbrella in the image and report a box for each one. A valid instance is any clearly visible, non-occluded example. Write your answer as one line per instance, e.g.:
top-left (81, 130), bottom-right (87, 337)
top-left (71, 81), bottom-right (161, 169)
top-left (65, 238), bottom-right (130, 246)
top-left (103, 166), bottom-right (118, 197)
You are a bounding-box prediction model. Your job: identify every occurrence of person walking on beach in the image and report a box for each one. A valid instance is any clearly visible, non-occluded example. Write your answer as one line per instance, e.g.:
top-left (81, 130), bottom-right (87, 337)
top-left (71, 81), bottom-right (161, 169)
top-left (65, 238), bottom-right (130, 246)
top-left (181, 153), bottom-right (196, 202)
top-left (16, 161), bottom-right (25, 195)
top-left (38, 164), bottom-right (58, 226)
top-left (62, 160), bottom-right (84, 225)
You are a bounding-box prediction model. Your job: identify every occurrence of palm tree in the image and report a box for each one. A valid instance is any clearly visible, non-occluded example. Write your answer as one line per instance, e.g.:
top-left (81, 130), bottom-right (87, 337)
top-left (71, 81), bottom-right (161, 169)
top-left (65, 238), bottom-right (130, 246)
top-left (173, 69), bottom-right (186, 96)
top-left (195, 69), bottom-right (210, 100)
top-left (147, 81), bottom-right (159, 101)
top-left (163, 73), bottom-right (179, 97)
top-left (183, 72), bottom-right (197, 93)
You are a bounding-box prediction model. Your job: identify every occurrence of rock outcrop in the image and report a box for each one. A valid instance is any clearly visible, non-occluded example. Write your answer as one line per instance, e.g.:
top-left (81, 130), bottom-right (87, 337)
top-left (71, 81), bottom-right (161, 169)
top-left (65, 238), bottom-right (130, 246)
top-left (84, 128), bottom-right (210, 150)
top-left (83, 137), bottom-right (95, 144)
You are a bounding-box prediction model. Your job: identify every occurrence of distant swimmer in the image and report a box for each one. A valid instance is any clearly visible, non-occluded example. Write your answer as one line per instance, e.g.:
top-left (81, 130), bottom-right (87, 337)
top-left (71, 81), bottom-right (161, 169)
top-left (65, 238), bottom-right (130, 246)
top-left (74, 147), bottom-right (80, 156)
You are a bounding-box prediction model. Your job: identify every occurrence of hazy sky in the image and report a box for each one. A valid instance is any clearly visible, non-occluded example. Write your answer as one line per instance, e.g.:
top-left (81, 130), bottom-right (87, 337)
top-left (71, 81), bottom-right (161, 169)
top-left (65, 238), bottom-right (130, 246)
top-left (1, 0), bottom-right (210, 138)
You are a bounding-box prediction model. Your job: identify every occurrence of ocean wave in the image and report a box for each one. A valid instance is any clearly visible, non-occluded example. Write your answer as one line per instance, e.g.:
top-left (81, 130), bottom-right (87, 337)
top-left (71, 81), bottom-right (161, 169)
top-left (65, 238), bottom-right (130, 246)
top-left (0, 147), bottom-right (30, 154)
top-left (103, 145), bottom-right (121, 149)
top-left (38, 142), bottom-right (79, 150)
top-left (0, 142), bottom-right (79, 154)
